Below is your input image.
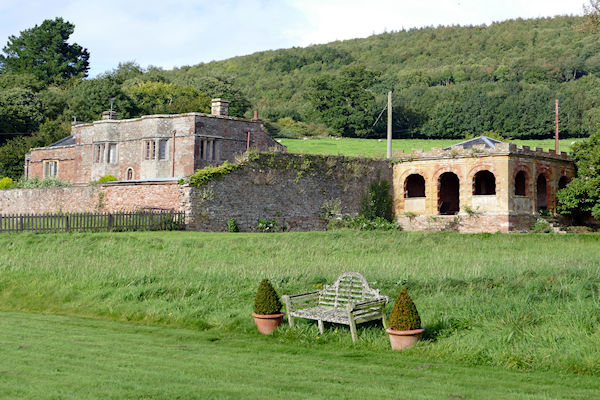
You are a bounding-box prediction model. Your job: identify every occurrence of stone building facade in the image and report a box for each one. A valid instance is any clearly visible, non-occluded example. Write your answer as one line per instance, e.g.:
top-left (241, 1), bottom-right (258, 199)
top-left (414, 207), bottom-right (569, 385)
top-left (393, 137), bottom-right (575, 232)
top-left (25, 99), bottom-right (284, 184)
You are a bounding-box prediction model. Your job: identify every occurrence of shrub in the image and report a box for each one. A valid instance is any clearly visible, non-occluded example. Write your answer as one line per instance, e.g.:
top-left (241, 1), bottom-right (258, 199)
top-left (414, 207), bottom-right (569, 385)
top-left (253, 278), bottom-right (282, 315)
top-left (531, 218), bottom-right (552, 233)
top-left (0, 177), bottom-right (14, 189)
top-left (98, 175), bottom-right (117, 183)
top-left (388, 288), bottom-right (422, 331)
top-left (188, 161), bottom-right (241, 188)
top-left (13, 177), bottom-right (70, 188)
top-left (360, 179), bottom-right (393, 222)
top-left (257, 218), bottom-right (278, 232)
top-left (227, 218), bottom-right (239, 232)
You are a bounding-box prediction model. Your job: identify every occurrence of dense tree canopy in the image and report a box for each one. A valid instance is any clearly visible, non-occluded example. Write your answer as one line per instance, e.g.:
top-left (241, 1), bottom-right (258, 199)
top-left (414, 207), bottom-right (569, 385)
top-left (0, 18), bottom-right (89, 84)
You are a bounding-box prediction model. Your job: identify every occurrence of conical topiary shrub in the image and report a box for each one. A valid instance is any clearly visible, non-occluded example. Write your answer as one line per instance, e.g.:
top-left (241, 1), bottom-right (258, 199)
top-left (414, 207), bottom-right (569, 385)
top-left (388, 288), bottom-right (421, 330)
top-left (254, 278), bottom-right (282, 315)
top-left (386, 288), bottom-right (424, 350)
top-left (252, 278), bottom-right (284, 334)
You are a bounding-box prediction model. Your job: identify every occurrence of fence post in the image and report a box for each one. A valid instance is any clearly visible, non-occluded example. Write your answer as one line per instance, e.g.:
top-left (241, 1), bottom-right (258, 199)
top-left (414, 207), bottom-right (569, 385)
top-left (108, 213), bottom-right (114, 231)
top-left (19, 215), bottom-right (23, 232)
top-left (65, 214), bottom-right (70, 233)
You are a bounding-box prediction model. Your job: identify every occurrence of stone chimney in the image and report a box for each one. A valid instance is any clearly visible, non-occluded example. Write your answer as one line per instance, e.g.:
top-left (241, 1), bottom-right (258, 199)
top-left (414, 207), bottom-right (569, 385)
top-left (101, 111), bottom-right (118, 120)
top-left (211, 98), bottom-right (229, 116)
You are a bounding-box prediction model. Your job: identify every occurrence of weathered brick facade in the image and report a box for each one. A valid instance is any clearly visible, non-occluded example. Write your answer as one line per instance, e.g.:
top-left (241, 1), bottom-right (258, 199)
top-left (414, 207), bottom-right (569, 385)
top-left (393, 139), bottom-right (575, 232)
top-left (26, 99), bottom-right (284, 184)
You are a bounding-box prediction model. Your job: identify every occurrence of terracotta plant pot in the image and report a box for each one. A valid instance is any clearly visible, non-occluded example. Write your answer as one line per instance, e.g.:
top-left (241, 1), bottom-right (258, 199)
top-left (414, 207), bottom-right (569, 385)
top-left (252, 313), bottom-right (284, 334)
top-left (386, 327), bottom-right (425, 350)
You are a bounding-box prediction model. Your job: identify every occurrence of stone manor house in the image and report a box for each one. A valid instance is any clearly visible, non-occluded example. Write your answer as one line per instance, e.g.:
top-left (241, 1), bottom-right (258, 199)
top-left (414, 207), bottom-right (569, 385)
top-left (25, 99), bottom-right (284, 183)
top-left (21, 101), bottom-right (576, 233)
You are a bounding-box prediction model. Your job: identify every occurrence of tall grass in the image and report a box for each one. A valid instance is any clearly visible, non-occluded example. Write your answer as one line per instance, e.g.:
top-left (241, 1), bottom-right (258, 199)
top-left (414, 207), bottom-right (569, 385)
top-left (0, 230), bottom-right (599, 375)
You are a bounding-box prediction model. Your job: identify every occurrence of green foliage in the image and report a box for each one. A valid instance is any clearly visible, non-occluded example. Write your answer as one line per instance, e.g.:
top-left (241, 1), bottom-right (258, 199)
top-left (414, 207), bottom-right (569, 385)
top-left (98, 175), bottom-right (117, 183)
top-left (257, 218), bottom-right (279, 233)
top-left (0, 18), bottom-right (89, 83)
top-left (0, 176), bottom-right (14, 189)
top-left (388, 288), bottom-right (422, 331)
top-left (360, 179), bottom-right (394, 222)
top-left (305, 65), bottom-right (380, 137)
top-left (13, 176), bottom-right (71, 188)
top-left (0, 88), bottom-right (43, 133)
top-left (531, 218), bottom-right (553, 233)
top-left (327, 215), bottom-right (400, 231)
top-left (558, 128), bottom-right (600, 219)
top-left (66, 77), bottom-right (138, 122)
top-left (188, 161), bottom-right (241, 188)
top-left (267, 117), bottom-right (332, 138)
top-left (0, 119), bottom-right (70, 179)
top-left (227, 218), bottom-right (239, 233)
top-left (124, 81), bottom-right (210, 115)
top-left (253, 278), bottom-right (282, 315)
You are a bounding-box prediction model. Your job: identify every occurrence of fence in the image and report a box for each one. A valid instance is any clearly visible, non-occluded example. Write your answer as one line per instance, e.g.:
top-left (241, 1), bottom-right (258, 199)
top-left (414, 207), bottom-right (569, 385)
top-left (0, 210), bottom-right (186, 233)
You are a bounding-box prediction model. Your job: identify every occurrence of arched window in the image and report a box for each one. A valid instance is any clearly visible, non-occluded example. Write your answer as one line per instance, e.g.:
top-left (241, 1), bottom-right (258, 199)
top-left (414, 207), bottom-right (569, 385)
top-left (537, 174), bottom-right (548, 210)
top-left (473, 170), bottom-right (496, 195)
top-left (404, 174), bottom-right (425, 198)
top-left (438, 172), bottom-right (460, 215)
top-left (126, 168), bottom-right (134, 180)
top-left (558, 176), bottom-right (569, 190)
top-left (515, 170), bottom-right (527, 196)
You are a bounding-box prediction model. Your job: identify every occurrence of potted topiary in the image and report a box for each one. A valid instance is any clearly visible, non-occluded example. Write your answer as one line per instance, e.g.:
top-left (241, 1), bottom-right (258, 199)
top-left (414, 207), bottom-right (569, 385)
top-left (386, 288), bottom-right (424, 350)
top-left (252, 278), bottom-right (284, 334)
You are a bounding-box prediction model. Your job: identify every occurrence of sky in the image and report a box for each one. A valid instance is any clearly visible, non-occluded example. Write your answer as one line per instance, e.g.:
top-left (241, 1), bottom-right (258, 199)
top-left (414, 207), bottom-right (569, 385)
top-left (0, 0), bottom-right (586, 77)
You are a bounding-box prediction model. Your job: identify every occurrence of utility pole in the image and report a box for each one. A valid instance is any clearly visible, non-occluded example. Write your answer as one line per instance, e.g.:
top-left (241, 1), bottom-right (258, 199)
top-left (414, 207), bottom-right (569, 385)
top-left (387, 91), bottom-right (392, 159)
top-left (555, 99), bottom-right (559, 153)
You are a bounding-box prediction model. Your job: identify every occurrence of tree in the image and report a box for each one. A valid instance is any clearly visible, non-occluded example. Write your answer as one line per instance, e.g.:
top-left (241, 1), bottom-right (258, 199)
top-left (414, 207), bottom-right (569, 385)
top-left (0, 18), bottom-right (89, 83)
top-left (0, 88), bottom-right (43, 133)
top-left (557, 128), bottom-right (600, 220)
top-left (124, 81), bottom-right (210, 115)
top-left (305, 65), bottom-right (380, 137)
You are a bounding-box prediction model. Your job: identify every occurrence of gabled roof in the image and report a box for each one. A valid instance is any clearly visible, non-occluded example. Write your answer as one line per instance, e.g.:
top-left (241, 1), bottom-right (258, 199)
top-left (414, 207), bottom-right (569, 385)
top-left (48, 135), bottom-right (75, 147)
top-left (443, 136), bottom-right (503, 150)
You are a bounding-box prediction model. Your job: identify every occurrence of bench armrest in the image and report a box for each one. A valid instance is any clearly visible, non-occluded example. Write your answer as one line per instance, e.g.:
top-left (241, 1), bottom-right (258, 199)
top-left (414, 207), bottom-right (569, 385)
top-left (281, 291), bottom-right (320, 311)
top-left (346, 296), bottom-right (388, 312)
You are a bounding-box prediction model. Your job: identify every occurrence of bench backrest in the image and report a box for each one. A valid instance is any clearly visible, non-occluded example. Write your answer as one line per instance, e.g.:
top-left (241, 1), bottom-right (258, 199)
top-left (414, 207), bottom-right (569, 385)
top-left (318, 272), bottom-right (382, 308)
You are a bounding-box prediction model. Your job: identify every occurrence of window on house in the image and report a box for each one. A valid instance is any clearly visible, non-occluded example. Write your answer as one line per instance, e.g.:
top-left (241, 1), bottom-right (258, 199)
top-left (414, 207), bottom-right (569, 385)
top-left (126, 168), bottom-right (133, 180)
top-left (44, 160), bottom-right (58, 178)
top-left (94, 144), bottom-right (105, 163)
top-left (404, 174), bottom-right (426, 198)
top-left (515, 171), bottom-right (527, 196)
top-left (158, 139), bottom-right (168, 160)
top-left (145, 140), bottom-right (156, 160)
top-left (107, 143), bottom-right (117, 163)
top-left (199, 138), bottom-right (219, 161)
top-left (473, 170), bottom-right (496, 195)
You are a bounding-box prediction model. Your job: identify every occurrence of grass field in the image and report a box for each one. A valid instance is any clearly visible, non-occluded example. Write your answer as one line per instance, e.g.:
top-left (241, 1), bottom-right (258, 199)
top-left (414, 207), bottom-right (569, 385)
top-left (1, 230), bottom-right (599, 386)
top-left (278, 138), bottom-right (585, 158)
top-left (3, 311), bottom-right (600, 399)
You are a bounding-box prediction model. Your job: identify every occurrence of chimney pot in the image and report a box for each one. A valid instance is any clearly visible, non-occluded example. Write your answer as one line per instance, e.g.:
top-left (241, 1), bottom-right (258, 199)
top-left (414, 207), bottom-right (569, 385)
top-left (101, 111), bottom-right (118, 120)
top-left (211, 98), bottom-right (229, 116)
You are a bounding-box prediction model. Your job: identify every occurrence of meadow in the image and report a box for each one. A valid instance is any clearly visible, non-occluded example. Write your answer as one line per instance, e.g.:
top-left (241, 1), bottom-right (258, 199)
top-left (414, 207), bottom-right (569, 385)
top-left (1, 230), bottom-right (599, 398)
top-left (278, 138), bottom-right (585, 158)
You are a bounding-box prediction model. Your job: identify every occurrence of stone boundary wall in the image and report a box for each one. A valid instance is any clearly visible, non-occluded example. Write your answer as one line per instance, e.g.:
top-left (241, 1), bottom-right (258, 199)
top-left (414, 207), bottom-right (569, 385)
top-left (0, 153), bottom-right (392, 233)
top-left (184, 153), bottom-right (393, 232)
top-left (0, 182), bottom-right (188, 215)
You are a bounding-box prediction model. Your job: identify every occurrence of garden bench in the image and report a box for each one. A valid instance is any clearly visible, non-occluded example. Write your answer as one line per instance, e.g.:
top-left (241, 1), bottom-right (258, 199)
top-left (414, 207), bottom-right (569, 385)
top-left (281, 272), bottom-right (389, 342)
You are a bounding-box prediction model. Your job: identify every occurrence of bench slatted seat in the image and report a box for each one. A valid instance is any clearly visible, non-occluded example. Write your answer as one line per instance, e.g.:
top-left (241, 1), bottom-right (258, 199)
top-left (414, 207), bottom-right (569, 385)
top-left (281, 272), bottom-right (388, 342)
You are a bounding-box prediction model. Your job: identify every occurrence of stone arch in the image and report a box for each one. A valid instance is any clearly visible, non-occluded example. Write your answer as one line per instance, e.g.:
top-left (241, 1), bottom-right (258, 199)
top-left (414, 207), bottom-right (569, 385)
top-left (473, 170), bottom-right (496, 195)
top-left (404, 174), bottom-right (426, 198)
top-left (558, 175), bottom-right (569, 190)
top-left (438, 172), bottom-right (460, 215)
top-left (514, 170), bottom-right (528, 196)
top-left (126, 168), bottom-right (134, 180)
top-left (536, 173), bottom-right (549, 211)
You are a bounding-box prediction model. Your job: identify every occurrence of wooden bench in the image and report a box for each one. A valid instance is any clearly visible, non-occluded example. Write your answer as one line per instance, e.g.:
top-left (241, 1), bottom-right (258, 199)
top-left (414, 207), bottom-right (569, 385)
top-left (281, 272), bottom-right (389, 342)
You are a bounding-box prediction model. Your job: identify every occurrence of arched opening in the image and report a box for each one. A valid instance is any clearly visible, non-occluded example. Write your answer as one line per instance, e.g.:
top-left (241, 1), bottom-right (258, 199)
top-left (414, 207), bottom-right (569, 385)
top-left (126, 168), bottom-right (134, 180)
top-left (536, 174), bottom-right (548, 211)
top-left (438, 172), bottom-right (460, 215)
top-left (558, 176), bottom-right (569, 190)
top-left (404, 174), bottom-right (425, 198)
top-left (515, 171), bottom-right (527, 196)
top-left (473, 170), bottom-right (496, 195)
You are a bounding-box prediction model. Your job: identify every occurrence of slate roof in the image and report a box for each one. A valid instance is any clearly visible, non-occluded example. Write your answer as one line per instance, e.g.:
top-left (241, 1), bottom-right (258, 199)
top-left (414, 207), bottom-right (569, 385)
top-left (443, 136), bottom-right (503, 150)
top-left (48, 135), bottom-right (75, 147)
